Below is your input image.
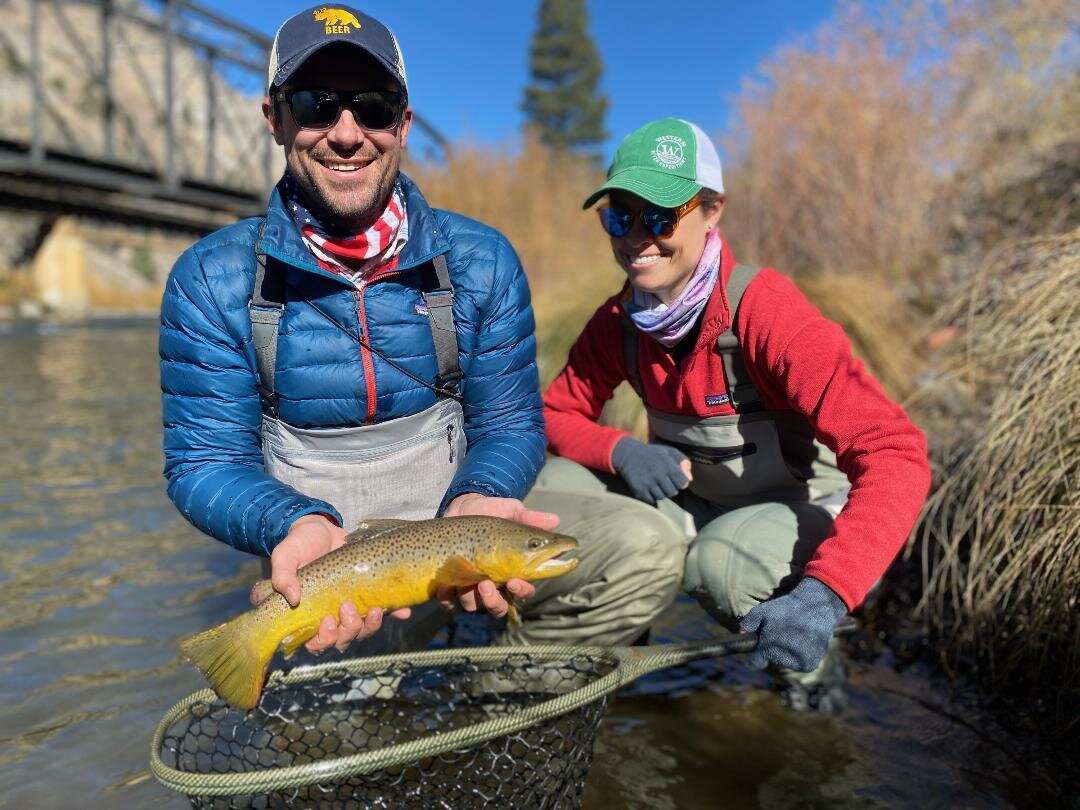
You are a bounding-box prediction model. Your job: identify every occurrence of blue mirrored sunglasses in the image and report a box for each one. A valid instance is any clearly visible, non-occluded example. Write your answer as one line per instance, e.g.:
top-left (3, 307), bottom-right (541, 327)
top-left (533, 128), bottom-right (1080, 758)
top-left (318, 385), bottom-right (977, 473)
top-left (597, 197), bottom-right (701, 238)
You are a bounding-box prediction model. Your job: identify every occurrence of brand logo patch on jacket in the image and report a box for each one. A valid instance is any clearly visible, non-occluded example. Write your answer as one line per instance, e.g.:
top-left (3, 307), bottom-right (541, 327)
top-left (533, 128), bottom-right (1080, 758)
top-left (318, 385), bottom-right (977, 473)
top-left (705, 393), bottom-right (730, 407)
top-left (414, 302), bottom-right (430, 316)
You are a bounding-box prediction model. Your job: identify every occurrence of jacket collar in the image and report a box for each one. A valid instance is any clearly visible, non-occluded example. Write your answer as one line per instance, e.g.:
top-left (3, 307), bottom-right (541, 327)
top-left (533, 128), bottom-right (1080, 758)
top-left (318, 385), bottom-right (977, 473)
top-left (256, 172), bottom-right (451, 280)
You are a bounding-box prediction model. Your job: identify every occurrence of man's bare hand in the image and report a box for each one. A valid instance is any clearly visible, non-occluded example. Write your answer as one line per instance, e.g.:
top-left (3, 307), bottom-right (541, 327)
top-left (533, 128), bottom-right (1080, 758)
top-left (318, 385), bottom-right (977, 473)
top-left (443, 492), bottom-right (559, 530)
top-left (438, 494), bottom-right (560, 616)
top-left (269, 514), bottom-right (410, 654)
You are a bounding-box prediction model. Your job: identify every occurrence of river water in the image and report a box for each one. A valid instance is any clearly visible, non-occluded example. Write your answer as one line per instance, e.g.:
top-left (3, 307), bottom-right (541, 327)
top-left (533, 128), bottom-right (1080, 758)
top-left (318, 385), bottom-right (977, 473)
top-left (0, 320), bottom-right (1071, 809)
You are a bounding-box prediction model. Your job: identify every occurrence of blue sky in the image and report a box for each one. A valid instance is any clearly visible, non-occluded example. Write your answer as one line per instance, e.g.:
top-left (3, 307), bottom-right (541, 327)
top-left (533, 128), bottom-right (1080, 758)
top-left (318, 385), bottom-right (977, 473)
top-left (199, 1), bottom-right (836, 158)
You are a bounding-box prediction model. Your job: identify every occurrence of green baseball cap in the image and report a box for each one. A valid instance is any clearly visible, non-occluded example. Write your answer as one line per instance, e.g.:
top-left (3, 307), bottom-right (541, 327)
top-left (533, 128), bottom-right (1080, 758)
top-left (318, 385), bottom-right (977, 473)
top-left (583, 118), bottom-right (724, 209)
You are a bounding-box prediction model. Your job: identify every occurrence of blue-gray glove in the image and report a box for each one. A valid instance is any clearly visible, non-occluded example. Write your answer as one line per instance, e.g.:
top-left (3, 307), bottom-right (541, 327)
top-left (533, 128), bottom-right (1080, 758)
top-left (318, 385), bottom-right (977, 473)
top-left (611, 437), bottom-right (689, 505)
top-left (739, 577), bottom-right (847, 672)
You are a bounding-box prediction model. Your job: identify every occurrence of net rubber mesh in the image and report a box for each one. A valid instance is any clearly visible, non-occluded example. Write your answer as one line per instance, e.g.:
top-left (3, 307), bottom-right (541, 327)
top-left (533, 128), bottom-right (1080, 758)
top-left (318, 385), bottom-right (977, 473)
top-left (154, 649), bottom-right (621, 809)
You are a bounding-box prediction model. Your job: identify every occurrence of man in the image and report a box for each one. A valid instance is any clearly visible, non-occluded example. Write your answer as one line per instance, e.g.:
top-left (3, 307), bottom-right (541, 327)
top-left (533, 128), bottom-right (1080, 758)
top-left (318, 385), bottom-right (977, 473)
top-left (160, 5), bottom-right (556, 655)
top-left (161, 5), bottom-right (686, 658)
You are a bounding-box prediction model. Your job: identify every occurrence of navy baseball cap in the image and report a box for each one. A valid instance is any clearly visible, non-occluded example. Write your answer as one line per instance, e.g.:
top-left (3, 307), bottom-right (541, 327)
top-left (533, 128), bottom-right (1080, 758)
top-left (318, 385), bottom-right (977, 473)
top-left (267, 5), bottom-right (407, 97)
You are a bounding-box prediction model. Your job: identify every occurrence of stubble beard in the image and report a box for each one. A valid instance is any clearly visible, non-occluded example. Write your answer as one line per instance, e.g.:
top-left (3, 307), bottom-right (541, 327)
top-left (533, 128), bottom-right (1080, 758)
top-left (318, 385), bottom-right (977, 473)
top-left (287, 147), bottom-right (401, 231)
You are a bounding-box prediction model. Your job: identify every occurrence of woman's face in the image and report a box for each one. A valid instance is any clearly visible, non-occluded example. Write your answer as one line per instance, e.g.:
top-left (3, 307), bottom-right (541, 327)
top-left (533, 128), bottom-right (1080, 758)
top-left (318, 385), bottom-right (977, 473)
top-left (606, 191), bottom-right (724, 304)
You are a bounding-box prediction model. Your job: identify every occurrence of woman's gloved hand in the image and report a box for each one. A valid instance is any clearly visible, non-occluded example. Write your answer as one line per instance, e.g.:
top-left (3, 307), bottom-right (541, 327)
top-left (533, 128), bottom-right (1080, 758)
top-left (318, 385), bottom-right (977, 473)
top-left (739, 577), bottom-right (848, 672)
top-left (611, 436), bottom-right (691, 505)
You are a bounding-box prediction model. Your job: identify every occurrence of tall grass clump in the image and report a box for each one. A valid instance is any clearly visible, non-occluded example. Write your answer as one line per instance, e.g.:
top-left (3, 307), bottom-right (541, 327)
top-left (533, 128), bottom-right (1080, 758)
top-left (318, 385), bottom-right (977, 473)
top-left (913, 230), bottom-right (1079, 726)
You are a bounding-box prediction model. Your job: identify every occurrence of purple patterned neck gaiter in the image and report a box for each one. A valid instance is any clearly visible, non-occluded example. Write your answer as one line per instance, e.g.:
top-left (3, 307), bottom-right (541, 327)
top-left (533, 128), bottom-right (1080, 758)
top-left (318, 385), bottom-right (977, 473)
top-left (624, 229), bottom-right (722, 347)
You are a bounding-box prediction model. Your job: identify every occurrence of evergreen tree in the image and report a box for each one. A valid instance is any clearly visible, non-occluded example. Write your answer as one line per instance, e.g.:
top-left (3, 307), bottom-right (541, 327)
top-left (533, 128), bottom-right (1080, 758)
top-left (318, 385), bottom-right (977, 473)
top-left (522, 0), bottom-right (608, 157)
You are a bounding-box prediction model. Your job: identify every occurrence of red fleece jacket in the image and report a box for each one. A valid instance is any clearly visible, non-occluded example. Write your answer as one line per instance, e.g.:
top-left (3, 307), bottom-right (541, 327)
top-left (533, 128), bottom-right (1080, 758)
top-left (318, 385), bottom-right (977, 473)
top-left (543, 239), bottom-right (931, 609)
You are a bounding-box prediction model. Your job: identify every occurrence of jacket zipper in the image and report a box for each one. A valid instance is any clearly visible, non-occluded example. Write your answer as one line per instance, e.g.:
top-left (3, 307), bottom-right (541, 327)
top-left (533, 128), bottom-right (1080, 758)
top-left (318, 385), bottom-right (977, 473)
top-left (353, 285), bottom-right (378, 426)
top-left (347, 258), bottom-right (428, 425)
top-left (446, 424), bottom-right (455, 462)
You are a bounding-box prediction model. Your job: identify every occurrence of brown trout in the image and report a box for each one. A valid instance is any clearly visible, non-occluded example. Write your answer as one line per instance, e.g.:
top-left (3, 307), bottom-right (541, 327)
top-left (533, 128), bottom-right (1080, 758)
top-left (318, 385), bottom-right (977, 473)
top-left (180, 516), bottom-right (579, 710)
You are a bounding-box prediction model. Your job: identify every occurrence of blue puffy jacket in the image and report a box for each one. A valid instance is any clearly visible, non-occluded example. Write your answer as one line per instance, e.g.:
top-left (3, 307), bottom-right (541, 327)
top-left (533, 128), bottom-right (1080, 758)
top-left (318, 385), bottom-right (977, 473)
top-left (160, 174), bottom-right (546, 555)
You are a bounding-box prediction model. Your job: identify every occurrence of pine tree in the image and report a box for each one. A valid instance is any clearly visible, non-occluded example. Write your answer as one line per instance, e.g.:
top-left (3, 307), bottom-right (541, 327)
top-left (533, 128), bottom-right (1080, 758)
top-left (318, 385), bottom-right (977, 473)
top-left (522, 0), bottom-right (608, 157)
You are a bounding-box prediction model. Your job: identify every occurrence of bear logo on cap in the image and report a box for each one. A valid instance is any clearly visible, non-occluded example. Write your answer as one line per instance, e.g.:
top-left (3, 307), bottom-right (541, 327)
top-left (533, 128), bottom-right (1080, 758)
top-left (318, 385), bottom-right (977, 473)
top-left (652, 135), bottom-right (686, 170)
top-left (314, 7), bottom-right (362, 33)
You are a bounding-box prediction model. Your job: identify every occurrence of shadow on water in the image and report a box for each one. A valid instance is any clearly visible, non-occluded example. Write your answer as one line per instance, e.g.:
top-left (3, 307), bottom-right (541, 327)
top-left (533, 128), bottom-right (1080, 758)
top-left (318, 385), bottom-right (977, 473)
top-left (0, 321), bottom-right (1073, 809)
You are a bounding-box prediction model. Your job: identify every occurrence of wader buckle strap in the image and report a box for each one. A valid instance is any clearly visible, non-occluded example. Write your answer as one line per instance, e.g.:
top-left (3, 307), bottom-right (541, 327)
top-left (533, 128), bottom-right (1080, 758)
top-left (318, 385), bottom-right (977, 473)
top-left (421, 253), bottom-right (463, 395)
top-left (620, 315), bottom-right (644, 400)
top-left (716, 263), bottom-right (763, 413)
top-left (249, 222), bottom-right (283, 417)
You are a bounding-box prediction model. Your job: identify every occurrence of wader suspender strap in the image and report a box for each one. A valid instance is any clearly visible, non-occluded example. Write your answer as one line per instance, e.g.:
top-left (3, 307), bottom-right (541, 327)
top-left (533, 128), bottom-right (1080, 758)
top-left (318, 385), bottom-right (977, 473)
top-left (716, 263), bottom-right (763, 412)
top-left (250, 224), bottom-right (285, 417)
top-left (248, 235), bottom-right (463, 414)
top-left (620, 314), bottom-right (644, 400)
top-left (619, 262), bottom-right (763, 411)
top-left (420, 253), bottom-right (463, 396)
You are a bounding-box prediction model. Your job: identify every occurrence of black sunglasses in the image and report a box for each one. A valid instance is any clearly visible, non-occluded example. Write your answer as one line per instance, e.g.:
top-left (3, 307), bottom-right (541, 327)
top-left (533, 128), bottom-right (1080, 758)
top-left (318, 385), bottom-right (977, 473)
top-left (277, 88), bottom-right (405, 131)
top-left (597, 197), bottom-right (702, 238)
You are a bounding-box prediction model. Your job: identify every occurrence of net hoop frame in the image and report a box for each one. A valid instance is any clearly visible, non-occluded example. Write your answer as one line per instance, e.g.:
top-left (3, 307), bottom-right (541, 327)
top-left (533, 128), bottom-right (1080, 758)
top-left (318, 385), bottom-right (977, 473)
top-left (150, 637), bottom-right (753, 797)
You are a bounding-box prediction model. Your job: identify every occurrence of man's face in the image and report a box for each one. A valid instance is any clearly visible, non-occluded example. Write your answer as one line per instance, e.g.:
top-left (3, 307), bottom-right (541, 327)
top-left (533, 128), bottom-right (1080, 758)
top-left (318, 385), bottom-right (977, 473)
top-left (263, 45), bottom-right (412, 229)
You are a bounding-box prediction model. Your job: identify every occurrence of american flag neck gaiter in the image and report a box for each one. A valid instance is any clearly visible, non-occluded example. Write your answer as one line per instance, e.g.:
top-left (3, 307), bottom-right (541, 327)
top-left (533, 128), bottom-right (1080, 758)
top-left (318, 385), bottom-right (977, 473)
top-left (282, 173), bottom-right (409, 286)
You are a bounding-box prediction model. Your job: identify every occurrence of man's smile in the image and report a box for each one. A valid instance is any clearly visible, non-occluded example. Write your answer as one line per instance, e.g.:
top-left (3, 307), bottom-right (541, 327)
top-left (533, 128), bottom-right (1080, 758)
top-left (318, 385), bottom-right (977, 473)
top-left (313, 156), bottom-right (373, 174)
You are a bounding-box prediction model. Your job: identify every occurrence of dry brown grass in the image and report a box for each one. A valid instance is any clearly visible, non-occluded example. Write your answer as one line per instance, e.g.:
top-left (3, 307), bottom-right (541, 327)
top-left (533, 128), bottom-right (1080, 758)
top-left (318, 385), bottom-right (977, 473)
top-left (722, 22), bottom-right (939, 285)
top-left (720, 0), bottom-right (1079, 301)
top-left (910, 229), bottom-right (1079, 722)
top-left (405, 136), bottom-right (621, 384)
top-left (799, 273), bottom-right (927, 402)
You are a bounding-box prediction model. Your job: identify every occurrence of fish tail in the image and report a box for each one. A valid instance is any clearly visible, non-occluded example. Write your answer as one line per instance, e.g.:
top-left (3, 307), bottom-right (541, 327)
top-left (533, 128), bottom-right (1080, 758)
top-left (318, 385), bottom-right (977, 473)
top-left (179, 613), bottom-right (273, 711)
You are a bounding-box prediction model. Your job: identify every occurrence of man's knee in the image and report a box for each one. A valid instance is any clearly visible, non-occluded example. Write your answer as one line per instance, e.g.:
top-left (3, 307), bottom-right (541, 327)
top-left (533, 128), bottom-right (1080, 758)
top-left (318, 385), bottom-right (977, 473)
top-left (616, 506), bottom-right (687, 599)
top-left (509, 493), bottom-right (687, 646)
top-left (527, 456), bottom-right (611, 497)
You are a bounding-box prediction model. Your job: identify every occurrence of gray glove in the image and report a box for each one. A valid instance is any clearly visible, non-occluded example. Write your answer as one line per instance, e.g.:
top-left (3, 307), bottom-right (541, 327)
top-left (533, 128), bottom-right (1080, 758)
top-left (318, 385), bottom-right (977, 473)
top-left (611, 437), bottom-right (689, 505)
top-left (739, 577), bottom-right (847, 672)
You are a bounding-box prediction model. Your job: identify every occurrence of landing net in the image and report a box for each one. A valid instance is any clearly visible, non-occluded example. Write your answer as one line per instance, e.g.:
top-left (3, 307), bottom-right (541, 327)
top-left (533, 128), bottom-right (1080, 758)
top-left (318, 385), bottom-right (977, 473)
top-left (151, 637), bottom-right (754, 808)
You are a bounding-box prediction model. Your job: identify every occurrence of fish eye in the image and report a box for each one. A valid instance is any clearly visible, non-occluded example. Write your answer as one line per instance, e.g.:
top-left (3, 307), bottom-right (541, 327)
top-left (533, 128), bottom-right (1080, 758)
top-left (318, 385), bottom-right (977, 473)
top-left (527, 537), bottom-right (543, 550)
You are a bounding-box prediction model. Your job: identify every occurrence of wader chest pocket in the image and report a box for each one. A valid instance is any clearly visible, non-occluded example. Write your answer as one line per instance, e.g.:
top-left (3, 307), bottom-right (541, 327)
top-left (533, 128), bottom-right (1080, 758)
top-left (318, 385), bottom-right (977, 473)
top-left (658, 439), bottom-right (757, 465)
top-left (261, 400), bottom-right (466, 525)
top-left (647, 407), bottom-right (810, 507)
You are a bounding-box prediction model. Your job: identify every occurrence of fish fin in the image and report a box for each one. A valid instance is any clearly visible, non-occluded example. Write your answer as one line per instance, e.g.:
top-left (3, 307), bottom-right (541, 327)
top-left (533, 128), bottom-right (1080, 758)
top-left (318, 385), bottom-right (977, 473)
top-left (435, 555), bottom-right (486, 587)
top-left (506, 598), bottom-right (522, 630)
top-left (249, 578), bottom-right (275, 605)
top-left (346, 519), bottom-right (411, 544)
top-left (279, 624), bottom-right (320, 659)
top-left (179, 614), bottom-right (273, 711)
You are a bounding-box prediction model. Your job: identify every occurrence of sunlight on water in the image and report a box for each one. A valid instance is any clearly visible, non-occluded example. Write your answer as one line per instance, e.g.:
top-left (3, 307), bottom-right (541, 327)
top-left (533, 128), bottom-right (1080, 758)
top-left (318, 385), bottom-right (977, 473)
top-left (0, 321), bottom-right (1064, 809)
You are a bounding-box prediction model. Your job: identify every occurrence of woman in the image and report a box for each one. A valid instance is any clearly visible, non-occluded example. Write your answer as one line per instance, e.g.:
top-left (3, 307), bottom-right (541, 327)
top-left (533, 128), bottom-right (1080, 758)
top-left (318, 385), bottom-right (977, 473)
top-left (537, 118), bottom-right (931, 708)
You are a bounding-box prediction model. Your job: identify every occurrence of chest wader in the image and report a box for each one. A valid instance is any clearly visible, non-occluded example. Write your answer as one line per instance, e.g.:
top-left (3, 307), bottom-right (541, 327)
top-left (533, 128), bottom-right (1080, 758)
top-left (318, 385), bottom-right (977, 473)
top-left (622, 263), bottom-right (848, 510)
top-left (248, 237), bottom-right (466, 654)
top-left (624, 265), bottom-right (850, 637)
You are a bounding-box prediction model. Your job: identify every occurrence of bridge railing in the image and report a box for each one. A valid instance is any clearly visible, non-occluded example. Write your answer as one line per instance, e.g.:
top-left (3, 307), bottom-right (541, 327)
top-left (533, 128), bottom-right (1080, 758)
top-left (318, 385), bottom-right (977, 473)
top-left (0, 0), bottom-right (276, 198)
